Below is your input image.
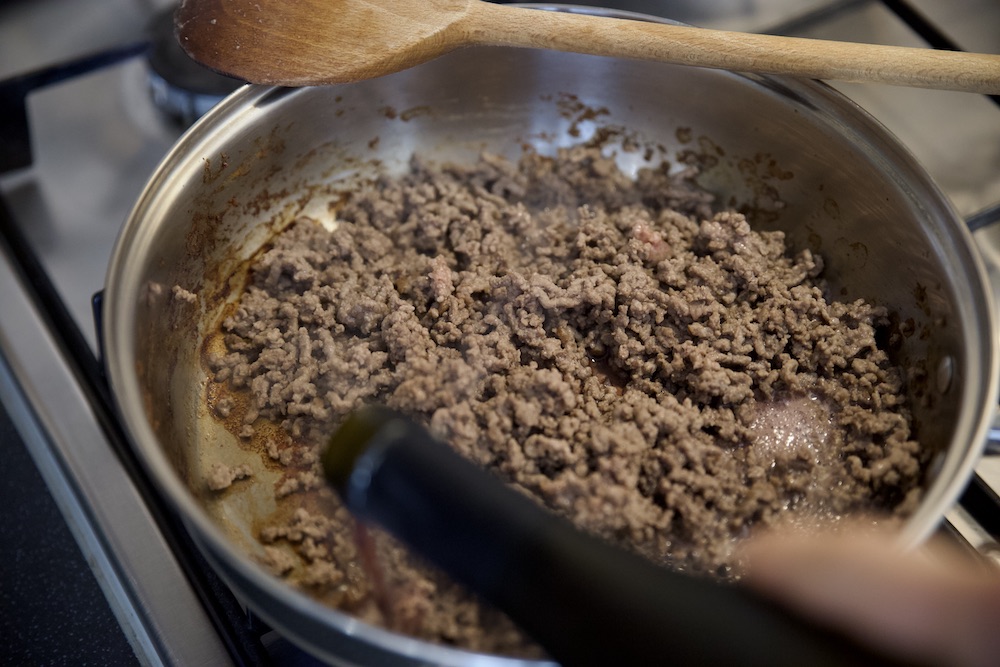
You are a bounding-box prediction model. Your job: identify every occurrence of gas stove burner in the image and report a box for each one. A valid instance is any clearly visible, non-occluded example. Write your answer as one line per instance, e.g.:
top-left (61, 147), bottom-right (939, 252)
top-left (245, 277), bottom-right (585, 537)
top-left (146, 7), bottom-right (243, 127)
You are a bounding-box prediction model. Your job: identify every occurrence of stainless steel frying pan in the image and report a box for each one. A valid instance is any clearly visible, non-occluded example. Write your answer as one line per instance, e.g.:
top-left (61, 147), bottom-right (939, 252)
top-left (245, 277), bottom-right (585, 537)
top-left (103, 7), bottom-right (999, 666)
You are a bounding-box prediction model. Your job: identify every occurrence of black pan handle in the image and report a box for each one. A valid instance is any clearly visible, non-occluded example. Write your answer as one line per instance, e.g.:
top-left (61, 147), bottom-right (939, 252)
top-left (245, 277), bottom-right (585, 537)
top-left (323, 406), bottom-right (923, 667)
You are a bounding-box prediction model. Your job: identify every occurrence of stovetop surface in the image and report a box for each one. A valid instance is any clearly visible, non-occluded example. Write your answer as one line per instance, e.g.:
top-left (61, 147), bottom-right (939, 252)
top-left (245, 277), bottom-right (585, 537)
top-left (1, 1), bottom-right (999, 665)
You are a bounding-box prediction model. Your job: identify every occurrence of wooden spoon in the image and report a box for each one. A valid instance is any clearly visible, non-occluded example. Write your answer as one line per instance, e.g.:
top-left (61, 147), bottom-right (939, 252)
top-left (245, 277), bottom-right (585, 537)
top-left (175, 0), bottom-right (1000, 93)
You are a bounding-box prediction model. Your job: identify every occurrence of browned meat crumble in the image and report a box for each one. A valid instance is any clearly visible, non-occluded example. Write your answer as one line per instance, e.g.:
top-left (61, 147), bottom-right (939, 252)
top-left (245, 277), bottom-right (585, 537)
top-left (203, 145), bottom-right (923, 656)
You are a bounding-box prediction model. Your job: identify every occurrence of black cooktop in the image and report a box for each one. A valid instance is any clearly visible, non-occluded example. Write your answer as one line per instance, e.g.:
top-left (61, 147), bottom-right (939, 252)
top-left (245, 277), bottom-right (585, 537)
top-left (0, 397), bottom-right (138, 665)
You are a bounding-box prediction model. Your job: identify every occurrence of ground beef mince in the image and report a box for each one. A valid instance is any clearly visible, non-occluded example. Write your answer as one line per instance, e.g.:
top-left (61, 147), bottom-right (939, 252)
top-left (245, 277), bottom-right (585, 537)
top-left (204, 145), bottom-right (924, 655)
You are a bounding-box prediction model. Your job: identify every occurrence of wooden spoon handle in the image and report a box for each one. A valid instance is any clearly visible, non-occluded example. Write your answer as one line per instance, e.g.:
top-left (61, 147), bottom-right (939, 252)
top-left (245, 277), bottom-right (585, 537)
top-left (466, 3), bottom-right (1000, 94)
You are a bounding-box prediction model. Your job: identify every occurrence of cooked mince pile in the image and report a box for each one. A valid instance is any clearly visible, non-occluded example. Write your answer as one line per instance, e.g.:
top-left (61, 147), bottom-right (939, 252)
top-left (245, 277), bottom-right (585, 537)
top-left (204, 145), bottom-right (923, 656)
